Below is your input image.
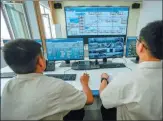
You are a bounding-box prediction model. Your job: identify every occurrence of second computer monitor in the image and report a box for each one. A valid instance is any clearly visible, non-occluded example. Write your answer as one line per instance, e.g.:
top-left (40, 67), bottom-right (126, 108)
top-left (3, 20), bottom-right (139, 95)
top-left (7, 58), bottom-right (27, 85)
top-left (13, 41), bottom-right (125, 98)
top-left (125, 37), bottom-right (137, 57)
top-left (46, 38), bottom-right (84, 61)
top-left (88, 37), bottom-right (124, 59)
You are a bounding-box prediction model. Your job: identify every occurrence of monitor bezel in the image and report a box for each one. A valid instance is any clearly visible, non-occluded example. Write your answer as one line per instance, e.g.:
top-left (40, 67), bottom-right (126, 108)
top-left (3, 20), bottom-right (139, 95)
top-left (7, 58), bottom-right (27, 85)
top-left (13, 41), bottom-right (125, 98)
top-left (125, 36), bottom-right (138, 58)
top-left (46, 38), bottom-right (85, 61)
top-left (88, 36), bottom-right (125, 59)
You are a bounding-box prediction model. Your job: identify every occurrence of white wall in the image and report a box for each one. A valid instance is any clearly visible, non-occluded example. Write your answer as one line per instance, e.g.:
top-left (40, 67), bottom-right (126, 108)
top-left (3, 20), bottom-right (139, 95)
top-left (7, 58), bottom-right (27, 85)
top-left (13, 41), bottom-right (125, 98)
top-left (25, 1), bottom-right (40, 39)
top-left (136, 0), bottom-right (162, 36)
top-left (55, 0), bottom-right (142, 38)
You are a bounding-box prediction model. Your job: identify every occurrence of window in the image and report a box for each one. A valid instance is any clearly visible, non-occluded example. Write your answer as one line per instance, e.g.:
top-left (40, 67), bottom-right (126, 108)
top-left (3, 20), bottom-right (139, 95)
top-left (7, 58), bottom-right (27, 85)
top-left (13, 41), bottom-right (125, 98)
top-left (40, 3), bottom-right (56, 38)
top-left (3, 3), bottom-right (31, 39)
top-left (1, 10), bottom-right (11, 47)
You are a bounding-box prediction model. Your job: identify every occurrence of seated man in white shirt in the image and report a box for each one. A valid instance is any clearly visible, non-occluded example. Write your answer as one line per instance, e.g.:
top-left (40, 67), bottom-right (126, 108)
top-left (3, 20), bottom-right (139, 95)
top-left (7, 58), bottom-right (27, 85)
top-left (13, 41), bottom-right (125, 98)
top-left (1, 39), bottom-right (94, 120)
top-left (99, 20), bottom-right (163, 120)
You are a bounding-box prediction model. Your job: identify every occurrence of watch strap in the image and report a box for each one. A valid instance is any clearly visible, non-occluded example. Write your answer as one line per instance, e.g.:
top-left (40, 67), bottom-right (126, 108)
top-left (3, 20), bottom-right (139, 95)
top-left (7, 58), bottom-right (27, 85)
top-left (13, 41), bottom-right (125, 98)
top-left (101, 78), bottom-right (109, 84)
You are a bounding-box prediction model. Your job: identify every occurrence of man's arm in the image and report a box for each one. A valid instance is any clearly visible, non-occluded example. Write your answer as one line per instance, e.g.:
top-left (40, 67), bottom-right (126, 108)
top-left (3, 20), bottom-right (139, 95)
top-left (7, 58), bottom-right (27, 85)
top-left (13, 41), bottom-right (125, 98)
top-left (99, 73), bottom-right (134, 109)
top-left (80, 73), bottom-right (94, 105)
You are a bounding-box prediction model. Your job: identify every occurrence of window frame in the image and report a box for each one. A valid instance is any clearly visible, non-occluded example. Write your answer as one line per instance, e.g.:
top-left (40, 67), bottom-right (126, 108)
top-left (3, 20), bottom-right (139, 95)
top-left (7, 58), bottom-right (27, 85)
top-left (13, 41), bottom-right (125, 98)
top-left (39, 3), bottom-right (55, 38)
top-left (2, 2), bottom-right (32, 39)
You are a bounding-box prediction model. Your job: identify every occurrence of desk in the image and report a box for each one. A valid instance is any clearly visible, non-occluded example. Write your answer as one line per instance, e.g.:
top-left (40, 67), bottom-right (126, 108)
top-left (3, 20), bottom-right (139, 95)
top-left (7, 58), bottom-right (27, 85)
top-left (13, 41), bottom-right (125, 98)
top-left (1, 58), bottom-right (137, 96)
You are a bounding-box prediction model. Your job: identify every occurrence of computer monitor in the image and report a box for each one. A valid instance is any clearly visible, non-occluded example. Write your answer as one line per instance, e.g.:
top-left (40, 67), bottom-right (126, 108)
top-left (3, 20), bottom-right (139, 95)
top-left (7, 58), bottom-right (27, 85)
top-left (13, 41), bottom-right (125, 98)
top-left (3, 39), bottom-right (10, 44)
top-left (88, 37), bottom-right (124, 62)
top-left (46, 38), bottom-right (84, 66)
top-left (125, 37), bottom-right (137, 57)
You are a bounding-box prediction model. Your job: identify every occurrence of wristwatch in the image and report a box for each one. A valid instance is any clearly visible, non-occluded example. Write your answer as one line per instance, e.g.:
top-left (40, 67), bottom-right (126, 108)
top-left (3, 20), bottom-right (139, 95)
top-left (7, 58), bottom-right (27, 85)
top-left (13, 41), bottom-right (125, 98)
top-left (101, 78), bottom-right (109, 84)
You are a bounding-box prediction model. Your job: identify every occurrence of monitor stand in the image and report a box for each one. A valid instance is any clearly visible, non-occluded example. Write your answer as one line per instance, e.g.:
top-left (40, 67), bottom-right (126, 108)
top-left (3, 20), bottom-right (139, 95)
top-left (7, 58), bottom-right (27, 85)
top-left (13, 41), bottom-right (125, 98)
top-left (95, 58), bottom-right (112, 65)
top-left (60, 60), bottom-right (71, 67)
top-left (95, 59), bottom-right (99, 65)
top-left (102, 58), bottom-right (112, 64)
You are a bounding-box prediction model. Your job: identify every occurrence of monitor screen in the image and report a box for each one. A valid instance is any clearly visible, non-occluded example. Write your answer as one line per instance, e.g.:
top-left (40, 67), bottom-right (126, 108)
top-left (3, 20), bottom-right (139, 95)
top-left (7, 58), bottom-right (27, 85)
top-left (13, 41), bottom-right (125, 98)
top-left (3, 39), bottom-right (10, 44)
top-left (88, 37), bottom-right (124, 59)
top-left (65, 6), bottom-right (129, 36)
top-left (125, 37), bottom-right (137, 57)
top-left (46, 38), bottom-right (84, 61)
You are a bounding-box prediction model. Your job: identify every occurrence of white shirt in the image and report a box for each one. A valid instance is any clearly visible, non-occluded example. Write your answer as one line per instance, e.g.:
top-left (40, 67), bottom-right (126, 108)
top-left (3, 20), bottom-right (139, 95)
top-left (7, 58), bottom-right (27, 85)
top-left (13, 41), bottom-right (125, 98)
top-left (1, 73), bottom-right (87, 120)
top-left (100, 61), bottom-right (162, 120)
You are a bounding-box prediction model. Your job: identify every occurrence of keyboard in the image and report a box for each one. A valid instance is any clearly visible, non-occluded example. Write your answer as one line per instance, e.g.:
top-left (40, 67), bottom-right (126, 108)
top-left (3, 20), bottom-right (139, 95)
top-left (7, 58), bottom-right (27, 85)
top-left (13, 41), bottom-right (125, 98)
top-left (1, 72), bottom-right (16, 78)
top-left (0, 72), bottom-right (76, 81)
top-left (100, 63), bottom-right (126, 68)
top-left (45, 74), bottom-right (76, 81)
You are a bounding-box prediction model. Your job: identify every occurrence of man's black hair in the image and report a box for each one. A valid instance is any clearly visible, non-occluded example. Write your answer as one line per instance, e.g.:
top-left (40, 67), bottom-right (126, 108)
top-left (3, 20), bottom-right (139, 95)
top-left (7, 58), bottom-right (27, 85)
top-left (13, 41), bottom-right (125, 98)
top-left (3, 39), bottom-right (42, 74)
top-left (139, 20), bottom-right (163, 59)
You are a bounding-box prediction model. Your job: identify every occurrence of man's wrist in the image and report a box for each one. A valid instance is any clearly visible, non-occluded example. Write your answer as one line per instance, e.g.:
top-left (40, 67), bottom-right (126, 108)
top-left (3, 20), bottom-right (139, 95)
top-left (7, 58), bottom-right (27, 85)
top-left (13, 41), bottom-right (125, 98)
top-left (81, 83), bottom-right (88, 86)
top-left (101, 78), bottom-right (109, 84)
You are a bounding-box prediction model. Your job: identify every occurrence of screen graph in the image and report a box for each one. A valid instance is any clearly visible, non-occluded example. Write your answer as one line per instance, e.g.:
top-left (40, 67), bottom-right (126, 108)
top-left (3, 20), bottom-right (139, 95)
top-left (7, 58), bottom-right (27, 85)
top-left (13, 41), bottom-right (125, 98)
top-left (65, 7), bottom-right (129, 36)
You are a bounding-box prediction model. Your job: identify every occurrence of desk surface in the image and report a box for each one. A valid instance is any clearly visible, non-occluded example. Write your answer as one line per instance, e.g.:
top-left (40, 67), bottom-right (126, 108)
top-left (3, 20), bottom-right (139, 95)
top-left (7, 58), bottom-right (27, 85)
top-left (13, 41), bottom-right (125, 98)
top-left (1, 58), bottom-right (137, 96)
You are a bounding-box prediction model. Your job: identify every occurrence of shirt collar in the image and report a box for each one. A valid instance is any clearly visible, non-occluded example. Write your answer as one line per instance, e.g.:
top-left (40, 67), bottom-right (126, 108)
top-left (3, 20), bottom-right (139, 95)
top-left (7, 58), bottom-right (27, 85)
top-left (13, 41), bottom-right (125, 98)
top-left (16, 73), bottom-right (43, 79)
top-left (138, 60), bottom-right (163, 69)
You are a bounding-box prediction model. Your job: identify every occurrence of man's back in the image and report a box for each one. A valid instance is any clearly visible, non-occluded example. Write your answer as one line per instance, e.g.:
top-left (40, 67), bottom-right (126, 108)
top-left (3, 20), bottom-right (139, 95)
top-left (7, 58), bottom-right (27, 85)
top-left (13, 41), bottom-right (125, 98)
top-left (118, 61), bottom-right (162, 120)
top-left (1, 73), bottom-right (86, 120)
top-left (100, 61), bottom-right (162, 120)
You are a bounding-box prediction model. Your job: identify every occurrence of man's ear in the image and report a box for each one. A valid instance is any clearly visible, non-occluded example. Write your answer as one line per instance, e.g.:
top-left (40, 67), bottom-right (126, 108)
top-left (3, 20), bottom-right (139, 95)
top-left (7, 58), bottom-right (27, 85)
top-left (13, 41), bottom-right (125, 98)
top-left (139, 43), bottom-right (144, 53)
top-left (37, 56), bottom-right (45, 68)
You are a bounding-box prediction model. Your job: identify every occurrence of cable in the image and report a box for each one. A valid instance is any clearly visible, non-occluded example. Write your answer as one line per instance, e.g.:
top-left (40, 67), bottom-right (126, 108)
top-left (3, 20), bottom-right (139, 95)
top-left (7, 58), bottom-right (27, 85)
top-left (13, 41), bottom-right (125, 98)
top-left (64, 68), bottom-right (72, 75)
top-left (122, 58), bottom-right (132, 71)
top-left (122, 58), bottom-right (127, 64)
top-left (122, 58), bottom-right (133, 71)
top-left (125, 66), bottom-right (132, 71)
top-left (112, 58), bottom-right (132, 71)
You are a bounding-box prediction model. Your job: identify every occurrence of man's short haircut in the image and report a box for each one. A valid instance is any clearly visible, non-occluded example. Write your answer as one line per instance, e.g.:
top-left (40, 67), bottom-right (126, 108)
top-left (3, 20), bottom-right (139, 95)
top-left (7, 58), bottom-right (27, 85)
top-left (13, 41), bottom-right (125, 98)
top-left (3, 39), bottom-right (42, 74)
top-left (139, 20), bottom-right (163, 59)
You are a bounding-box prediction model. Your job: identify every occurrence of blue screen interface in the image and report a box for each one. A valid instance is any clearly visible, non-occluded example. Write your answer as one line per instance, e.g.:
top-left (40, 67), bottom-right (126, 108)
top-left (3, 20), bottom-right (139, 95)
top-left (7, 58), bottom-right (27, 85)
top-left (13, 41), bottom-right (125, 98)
top-left (65, 7), bottom-right (129, 36)
top-left (125, 37), bottom-right (137, 57)
top-left (46, 38), bottom-right (84, 61)
top-left (88, 37), bottom-right (124, 59)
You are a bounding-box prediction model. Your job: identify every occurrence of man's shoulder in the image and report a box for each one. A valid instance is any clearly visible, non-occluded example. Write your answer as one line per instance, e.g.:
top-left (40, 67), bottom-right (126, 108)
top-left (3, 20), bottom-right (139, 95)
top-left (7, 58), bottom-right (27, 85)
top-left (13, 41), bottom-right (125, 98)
top-left (111, 71), bottom-right (137, 87)
top-left (37, 75), bottom-right (65, 88)
top-left (113, 71), bottom-right (135, 81)
top-left (39, 75), bottom-right (63, 82)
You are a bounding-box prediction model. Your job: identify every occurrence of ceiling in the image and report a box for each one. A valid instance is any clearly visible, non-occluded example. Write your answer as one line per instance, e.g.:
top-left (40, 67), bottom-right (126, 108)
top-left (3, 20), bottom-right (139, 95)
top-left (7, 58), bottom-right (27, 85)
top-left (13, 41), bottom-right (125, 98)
top-left (54, 0), bottom-right (142, 2)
